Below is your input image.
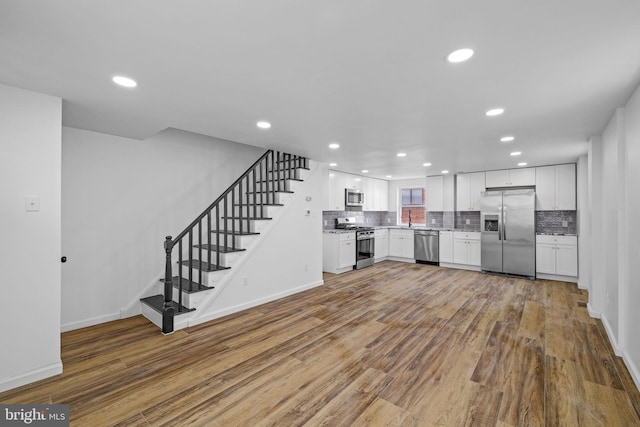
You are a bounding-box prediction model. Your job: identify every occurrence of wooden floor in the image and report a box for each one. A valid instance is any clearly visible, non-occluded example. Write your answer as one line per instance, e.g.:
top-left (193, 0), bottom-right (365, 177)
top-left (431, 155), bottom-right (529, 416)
top-left (2, 261), bottom-right (640, 426)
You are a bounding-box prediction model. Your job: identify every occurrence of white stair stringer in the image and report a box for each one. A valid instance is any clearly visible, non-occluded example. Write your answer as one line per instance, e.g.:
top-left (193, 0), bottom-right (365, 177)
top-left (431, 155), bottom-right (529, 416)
top-left (139, 161), bottom-right (317, 330)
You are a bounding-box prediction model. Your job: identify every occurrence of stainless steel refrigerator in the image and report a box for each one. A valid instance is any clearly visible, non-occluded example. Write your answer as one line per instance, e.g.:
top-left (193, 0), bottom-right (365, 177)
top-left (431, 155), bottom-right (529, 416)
top-left (480, 189), bottom-right (535, 278)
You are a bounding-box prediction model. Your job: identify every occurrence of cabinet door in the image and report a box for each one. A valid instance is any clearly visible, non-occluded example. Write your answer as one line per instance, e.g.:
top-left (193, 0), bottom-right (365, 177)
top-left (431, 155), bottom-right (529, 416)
top-left (339, 239), bottom-right (356, 268)
top-left (555, 164), bottom-right (576, 210)
top-left (453, 238), bottom-right (468, 264)
top-left (536, 243), bottom-right (556, 274)
top-left (402, 233), bottom-right (414, 258)
top-left (555, 244), bottom-right (578, 276)
top-left (363, 177), bottom-right (375, 211)
top-left (389, 235), bottom-right (403, 257)
top-left (469, 172), bottom-right (486, 211)
top-left (535, 166), bottom-right (556, 210)
top-left (426, 176), bottom-right (444, 211)
top-left (509, 168), bottom-right (535, 186)
top-left (439, 232), bottom-right (453, 263)
top-left (375, 235), bottom-right (389, 259)
top-left (468, 239), bottom-right (481, 266)
top-left (456, 174), bottom-right (471, 211)
top-left (328, 171), bottom-right (346, 210)
top-left (443, 175), bottom-right (455, 211)
top-left (485, 170), bottom-right (509, 188)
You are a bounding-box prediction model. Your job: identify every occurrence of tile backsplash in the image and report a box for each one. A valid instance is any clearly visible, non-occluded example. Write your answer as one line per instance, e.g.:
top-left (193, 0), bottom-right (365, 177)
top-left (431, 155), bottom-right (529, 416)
top-left (536, 210), bottom-right (577, 234)
top-left (322, 210), bottom-right (396, 229)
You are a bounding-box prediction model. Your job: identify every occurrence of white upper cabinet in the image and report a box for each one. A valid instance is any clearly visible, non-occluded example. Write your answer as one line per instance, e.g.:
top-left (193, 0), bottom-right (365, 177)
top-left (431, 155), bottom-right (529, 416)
top-left (363, 177), bottom-right (389, 211)
top-left (456, 172), bottom-right (486, 211)
top-left (535, 164), bottom-right (576, 210)
top-left (326, 171), bottom-right (346, 211)
top-left (426, 176), bottom-right (444, 211)
top-left (486, 168), bottom-right (535, 188)
top-left (426, 175), bottom-right (455, 211)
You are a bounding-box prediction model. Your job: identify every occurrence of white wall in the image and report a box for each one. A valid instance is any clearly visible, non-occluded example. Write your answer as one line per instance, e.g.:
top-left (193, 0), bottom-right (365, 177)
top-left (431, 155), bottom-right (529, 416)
top-left (0, 84), bottom-right (62, 392)
top-left (576, 155), bottom-right (590, 290)
top-left (601, 111), bottom-right (621, 339)
top-left (585, 80), bottom-right (640, 389)
top-left (61, 127), bottom-right (264, 330)
top-left (195, 162), bottom-right (324, 322)
top-left (623, 82), bottom-right (640, 383)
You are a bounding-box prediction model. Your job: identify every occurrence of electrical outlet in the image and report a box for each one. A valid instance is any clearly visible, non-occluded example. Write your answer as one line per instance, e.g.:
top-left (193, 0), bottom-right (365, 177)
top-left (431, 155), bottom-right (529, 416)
top-left (324, 220), bottom-right (327, 226)
top-left (242, 277), bottom-right (248, 286)
top-left (432, 219), bottom-right (435, 224)
top-left (562, 221), bottom-right (568, 227)
top-left (466, 219), bottom-right (470, 225)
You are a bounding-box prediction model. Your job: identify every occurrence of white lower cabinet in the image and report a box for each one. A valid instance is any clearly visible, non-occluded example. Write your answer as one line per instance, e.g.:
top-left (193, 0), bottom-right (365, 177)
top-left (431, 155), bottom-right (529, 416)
top-left (323, 232), bottom-right (356, 274)
top-left (374, 229), bottom-right (389, 261)
top-left (439, 231), bottom-right (453, 263)
top-left (389, 229), bottom-right (414, 260)
top-left (452, 232), bottom-right (481, 267)
top-left (536, 235), bottom-right (577, 280)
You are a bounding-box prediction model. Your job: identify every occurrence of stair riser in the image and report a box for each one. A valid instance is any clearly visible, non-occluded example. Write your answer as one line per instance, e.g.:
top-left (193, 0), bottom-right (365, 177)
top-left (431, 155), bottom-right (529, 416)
top-left (249, 180), bottom-right (303, 193)
top-left (266, 168), bottom-right (306, 180)
top-left (141, 304), bottom-right (191, 332)
top-left (171, 287), bottom-right (211, 309)
top-left (187, 250), bottom-right (243, 268)
top-left (245, 192), bottom-right (292, 205)
top-left (222, 219), bottom-right (270, 233)
top-left (233, 205), bottom-right (282, 217)
top-left (178, 267), bottom-right (226, 287)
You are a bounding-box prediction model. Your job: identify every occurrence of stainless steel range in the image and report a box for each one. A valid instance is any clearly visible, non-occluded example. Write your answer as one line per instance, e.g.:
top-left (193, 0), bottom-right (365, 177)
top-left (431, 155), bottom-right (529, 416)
top-left (336, 218), bottom-right (375, 269)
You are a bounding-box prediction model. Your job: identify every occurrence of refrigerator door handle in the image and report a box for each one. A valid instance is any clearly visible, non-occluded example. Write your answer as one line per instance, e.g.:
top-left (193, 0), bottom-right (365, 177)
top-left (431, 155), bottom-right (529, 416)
top-left (498, 205), bottom-right (502, 240)
top-left (503, 208), bottom-right (507, 241)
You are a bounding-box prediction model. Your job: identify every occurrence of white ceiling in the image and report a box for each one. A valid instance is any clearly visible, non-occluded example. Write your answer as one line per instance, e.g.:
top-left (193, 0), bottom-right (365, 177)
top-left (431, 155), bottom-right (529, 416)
top-left (2, 1), bottom-right (639, 180)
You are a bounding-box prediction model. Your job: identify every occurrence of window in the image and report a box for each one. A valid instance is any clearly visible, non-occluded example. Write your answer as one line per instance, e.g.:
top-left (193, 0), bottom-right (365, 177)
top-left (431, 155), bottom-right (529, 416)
top-left (399, 187), bottom-right (425, 225)
top-left (402, 188), bottom-right (423, 206)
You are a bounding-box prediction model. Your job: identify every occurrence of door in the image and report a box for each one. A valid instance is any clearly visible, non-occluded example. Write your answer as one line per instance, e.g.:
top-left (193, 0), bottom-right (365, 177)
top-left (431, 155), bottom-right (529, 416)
top-left (502, 189), bottom-right (535, 277)
top-left (480, 191), bottom-right (503, 273)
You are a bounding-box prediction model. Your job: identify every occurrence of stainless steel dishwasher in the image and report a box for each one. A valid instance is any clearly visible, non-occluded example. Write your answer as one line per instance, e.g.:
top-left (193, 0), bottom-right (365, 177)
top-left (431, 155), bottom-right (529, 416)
top-left (414, 230), bottom-right (439, 265)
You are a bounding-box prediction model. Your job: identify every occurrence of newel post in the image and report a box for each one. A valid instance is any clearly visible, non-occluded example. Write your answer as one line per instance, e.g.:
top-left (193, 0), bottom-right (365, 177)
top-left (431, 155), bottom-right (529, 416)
top-left (162, 236), bottom-right (175, 334)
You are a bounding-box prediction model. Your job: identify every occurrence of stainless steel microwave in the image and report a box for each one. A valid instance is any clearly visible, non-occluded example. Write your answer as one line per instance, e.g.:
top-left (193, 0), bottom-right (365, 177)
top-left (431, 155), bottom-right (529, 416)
top-left (345, 189), bottom-right (364, 207)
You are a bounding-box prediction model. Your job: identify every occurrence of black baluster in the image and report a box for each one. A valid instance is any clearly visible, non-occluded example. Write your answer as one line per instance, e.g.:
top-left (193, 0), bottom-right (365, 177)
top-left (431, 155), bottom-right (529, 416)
top-left (162, 236), bottom-right (175, 334)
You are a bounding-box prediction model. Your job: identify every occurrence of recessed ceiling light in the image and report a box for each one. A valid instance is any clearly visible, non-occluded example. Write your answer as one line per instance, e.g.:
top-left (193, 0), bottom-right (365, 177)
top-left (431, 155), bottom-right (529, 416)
top-left (486, 108), bottom-right (505, 117)
top-left (355, 178), bottom-right (362, 182)
top-left (112, 75), bottom-right (137, 88)
top-left (329, 143), bottom-right (340, 149)
top-left (386, 175), bottom-right (392, 178)
top-left (518, 162), bottom-right (528, 167)
top-left (441, 170), bottom-right (449, 174)
top-left (423, 162), bottom-right (432, 167)
top-left (329, 163), bottom-right (337, 167)
top-left (510, 151), bottom-right (522, 156)
top-left (500, 136), bottom-right (515, 142)
top-left (256, 121), bottom-right (271, 129)
top-left (329, 173), bottom-right (335, 177)
top-left (446, 48), bottom-right (474, 63)
top-left (397, 152), bottom-right (407, 157)
top-left (362, 169), bottom-right (369, 173)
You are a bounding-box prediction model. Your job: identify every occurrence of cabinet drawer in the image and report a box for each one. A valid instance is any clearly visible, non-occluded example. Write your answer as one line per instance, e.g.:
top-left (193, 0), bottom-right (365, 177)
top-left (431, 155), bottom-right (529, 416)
top-left (453, 231), bottom-right (480, 241)
top-left (536, 235), bottom-right (576, 245)
top-left (339, 232), bottom-right (356, 242)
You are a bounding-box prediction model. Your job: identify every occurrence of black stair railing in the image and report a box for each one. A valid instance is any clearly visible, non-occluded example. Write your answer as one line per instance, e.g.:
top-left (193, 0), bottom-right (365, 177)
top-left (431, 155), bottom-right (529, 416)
top-left (161, 150), bottom-right (308, 333)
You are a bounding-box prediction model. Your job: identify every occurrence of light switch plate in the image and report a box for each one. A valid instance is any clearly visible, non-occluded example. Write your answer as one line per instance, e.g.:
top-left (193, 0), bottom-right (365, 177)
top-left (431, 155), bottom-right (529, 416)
top-left (25, 196), bottom-right (40, 212)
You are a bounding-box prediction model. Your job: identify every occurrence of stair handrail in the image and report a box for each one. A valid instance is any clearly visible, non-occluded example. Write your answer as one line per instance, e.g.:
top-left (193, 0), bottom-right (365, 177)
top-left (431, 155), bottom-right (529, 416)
top-left (160, 149), bottom-right (308, 333)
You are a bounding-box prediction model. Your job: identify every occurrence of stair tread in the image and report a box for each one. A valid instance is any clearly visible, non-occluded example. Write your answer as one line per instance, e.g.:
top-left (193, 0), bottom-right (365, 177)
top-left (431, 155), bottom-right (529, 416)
top-left (160, 276), bottom-right (214, 293)
top-left (234, 203), bottom-right (283, 207)
top-left (179, 259), bottom-right (230, 272)
top-left (246, 190), bottom-right (294, 194)
top-left (211, 230), bottom-right (260, 236)
top-left (140, 295), bottom-right (195, 315)
top-left (256, 178), bottom-right (303, 183)
top-left (193, 244), bottom-right (245, 253)
top-left (222, 216), bottom-right (272, 220)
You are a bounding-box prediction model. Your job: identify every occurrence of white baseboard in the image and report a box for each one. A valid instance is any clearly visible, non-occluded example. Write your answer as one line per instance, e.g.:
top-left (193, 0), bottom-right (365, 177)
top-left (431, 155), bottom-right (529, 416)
top-left (0, 361), bottom-right (63, 393)
top-left (61, 311), bottom-right (121, 333)
top-left (439, 262), bottom-right (481, 272)
top-left (191, 279), bottom-right (324, 327)
top-left (601, 314), bottom-right (623, 356)
top-left (577, 280), bottom-right (588, 290)
top-left (587, 302), bottom-right (601, 319)
top-left (536, 273), bottom-right (578, 283)
top-left (621, 349), bottom-right (640, 394)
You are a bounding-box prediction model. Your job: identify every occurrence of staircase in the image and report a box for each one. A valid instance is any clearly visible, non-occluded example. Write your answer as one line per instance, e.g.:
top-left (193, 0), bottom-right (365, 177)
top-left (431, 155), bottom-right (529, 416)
top-left (140, 150), bottom-right (310, 333)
